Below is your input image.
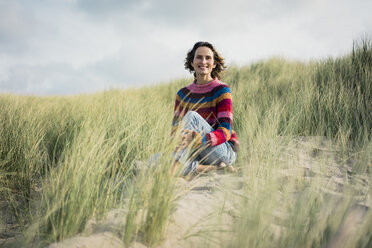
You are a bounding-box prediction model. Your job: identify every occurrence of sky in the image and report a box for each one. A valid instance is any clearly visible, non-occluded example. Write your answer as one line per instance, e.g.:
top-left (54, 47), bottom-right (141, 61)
top-left (0, 0), bottom-right (371, 96)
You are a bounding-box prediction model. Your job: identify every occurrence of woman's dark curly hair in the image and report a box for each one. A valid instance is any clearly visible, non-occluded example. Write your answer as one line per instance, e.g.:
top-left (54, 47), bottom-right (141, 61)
top-left (184, 41), bottom-right (227, 79)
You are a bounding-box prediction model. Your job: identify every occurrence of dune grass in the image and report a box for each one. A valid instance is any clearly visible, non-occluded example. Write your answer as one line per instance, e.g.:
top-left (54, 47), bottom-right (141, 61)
top-left (0, 38), bottom-right (371, 247)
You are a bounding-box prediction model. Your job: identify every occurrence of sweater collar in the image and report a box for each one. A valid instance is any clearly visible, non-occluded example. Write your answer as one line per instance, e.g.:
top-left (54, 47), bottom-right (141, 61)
top-left (192, 78), bottom-right (219, 88)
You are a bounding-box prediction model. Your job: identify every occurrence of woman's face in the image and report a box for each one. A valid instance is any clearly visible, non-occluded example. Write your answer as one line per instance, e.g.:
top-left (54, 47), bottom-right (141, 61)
top-left (191, 46), bottom-right (216, 77)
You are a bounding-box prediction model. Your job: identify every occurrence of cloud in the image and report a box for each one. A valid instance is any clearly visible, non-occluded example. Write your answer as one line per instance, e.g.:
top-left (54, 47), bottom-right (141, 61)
top-left (2, 63), bottom-right (101, 95)
top-left (0, 0), bottom-right (371, 95)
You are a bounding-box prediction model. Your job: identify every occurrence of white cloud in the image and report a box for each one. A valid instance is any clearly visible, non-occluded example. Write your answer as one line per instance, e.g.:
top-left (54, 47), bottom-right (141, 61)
top-left (0, 0), bottom-right (371, 95)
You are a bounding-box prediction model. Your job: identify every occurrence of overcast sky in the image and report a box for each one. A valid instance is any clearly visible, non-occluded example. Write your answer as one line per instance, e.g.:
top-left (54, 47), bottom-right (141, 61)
top-left (0, 0), bottom-right (371, 95)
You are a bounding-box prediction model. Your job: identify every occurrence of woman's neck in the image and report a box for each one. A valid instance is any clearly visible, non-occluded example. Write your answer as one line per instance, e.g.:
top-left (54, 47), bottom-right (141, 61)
top-left (195, 74), bottom-right (214, 85)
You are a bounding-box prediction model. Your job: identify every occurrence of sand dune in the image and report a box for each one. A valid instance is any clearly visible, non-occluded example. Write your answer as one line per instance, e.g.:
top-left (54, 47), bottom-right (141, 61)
top-left (2, 137), bottom-right (368, 248)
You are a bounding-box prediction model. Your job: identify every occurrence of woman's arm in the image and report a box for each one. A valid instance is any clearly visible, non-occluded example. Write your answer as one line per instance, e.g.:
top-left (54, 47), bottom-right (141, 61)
top-left (171, 94), bottom-right (181, 137)
top-left (201, 85), bottom-right (233, 147)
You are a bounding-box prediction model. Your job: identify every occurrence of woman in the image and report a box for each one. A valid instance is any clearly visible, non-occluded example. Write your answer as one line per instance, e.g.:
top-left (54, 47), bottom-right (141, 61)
top-left (171, 41), bottom-right (240, 176)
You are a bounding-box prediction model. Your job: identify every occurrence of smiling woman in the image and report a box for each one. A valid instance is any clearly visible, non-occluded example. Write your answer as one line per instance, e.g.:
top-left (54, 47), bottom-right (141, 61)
top-left (171, 41), bottom-right (240, 176)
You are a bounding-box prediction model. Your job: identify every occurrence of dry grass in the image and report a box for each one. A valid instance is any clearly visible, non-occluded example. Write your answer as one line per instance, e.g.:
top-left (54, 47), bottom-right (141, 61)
top-left (0, 39), bottom-right (371, 247)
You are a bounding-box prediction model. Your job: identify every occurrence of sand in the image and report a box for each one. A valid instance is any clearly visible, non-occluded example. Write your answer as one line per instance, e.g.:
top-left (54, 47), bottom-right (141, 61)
top-left (2, 137), bottom-right (370, 247)
top-left (46, 172), bottom-right (243, 248)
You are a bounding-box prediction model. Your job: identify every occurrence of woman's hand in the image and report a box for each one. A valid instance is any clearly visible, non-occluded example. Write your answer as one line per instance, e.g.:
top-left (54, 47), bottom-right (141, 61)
top-left (177, 129), bottom-right (201, 149)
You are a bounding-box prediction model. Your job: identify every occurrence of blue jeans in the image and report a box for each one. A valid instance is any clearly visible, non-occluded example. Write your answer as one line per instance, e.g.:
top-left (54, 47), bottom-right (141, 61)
top-left (174, 111), bottom-right (237, 175)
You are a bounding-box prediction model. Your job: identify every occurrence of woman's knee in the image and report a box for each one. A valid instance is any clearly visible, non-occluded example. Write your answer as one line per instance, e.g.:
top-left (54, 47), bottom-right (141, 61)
top-left (183, 111), bottom-right (200, 120)
top-left (182, 111), bottom-right (201, 130)
top-left (182, 110), bottom-right (213, 135)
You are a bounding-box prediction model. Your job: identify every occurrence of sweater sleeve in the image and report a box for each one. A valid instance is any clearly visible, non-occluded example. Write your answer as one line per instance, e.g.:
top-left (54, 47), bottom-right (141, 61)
top-left (202, 86), bottom-right (233, 147)
top-left (171, 92), bottom-right (182, 135)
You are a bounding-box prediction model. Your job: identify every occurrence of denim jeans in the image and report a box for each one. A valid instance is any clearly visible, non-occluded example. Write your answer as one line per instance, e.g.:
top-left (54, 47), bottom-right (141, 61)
top-left (174, 111), bottom-right (237, 175)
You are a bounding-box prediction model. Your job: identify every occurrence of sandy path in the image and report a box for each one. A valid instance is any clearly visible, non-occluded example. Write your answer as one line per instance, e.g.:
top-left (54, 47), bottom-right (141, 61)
top-left (46, 171), bottom-right (243, 248)
top-left (44, 137), bottom-right (372, 247)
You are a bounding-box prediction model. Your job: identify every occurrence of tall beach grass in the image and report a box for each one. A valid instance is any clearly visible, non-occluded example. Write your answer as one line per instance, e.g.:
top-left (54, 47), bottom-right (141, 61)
top-left (0, 39), bottom-right (371, 247)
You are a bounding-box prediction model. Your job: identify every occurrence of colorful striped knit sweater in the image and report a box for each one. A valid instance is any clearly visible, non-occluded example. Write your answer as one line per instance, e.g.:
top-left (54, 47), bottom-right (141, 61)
top-left (172, 78), bottom-right (239, 151)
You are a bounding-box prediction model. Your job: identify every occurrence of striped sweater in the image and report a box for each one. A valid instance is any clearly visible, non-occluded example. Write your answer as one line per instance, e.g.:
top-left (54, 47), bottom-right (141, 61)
top-left (172, 78), bottom-right (239, 151)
